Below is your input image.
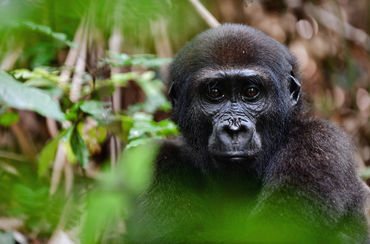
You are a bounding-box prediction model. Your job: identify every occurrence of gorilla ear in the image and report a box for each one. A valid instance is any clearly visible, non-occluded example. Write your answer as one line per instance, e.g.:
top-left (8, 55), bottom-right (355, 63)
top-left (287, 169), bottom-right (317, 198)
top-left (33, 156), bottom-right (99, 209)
top-left (168, 82), bottom-right (178, 107)
top-left (289, 73), bottom-right (301, 106)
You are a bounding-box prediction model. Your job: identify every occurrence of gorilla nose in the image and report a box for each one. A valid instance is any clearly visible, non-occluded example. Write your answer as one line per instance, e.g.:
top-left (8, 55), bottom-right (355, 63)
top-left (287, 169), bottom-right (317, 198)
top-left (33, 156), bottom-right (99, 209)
top-left (222, 119), bottom-right (250, 139)
top-left (224, 122), bottom-right (246, 135)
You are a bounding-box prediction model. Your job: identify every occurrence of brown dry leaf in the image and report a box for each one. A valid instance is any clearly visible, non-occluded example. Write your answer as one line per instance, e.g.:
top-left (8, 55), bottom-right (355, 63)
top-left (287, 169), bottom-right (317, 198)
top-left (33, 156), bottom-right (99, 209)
top-left (333, 85), bottom-right (346, 109)
top-left (356, 88), bottom-right (370, 111)
top-left (296, 19), bottom-right (313, 39)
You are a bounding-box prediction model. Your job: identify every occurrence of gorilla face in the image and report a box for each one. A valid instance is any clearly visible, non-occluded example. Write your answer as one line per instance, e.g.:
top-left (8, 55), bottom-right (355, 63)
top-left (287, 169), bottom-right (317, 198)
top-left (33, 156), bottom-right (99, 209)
top-left (198, 69), bottom-right (265, 161)
top-left (191, 68), bottom-right (300, 163)
top-left (169, 24), bottom-right (301, 165)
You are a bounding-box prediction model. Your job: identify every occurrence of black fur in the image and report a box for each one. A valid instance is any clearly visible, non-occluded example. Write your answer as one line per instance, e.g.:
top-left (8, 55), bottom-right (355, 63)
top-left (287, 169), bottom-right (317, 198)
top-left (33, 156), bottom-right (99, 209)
top-left (127, 24), bottom-right (369, 243)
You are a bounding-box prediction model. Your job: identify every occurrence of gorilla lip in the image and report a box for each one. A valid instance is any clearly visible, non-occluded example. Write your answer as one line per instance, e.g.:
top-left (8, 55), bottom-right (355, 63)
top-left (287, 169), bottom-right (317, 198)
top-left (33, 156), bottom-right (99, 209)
top-left (211, 151), bottom-right (255, 160)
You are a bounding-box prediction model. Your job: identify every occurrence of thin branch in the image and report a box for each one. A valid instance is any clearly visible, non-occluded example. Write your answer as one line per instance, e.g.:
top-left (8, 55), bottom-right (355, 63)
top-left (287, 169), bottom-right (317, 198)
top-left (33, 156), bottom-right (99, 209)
top-left (0, 150), bottom-right (27, 162)
top-left (188, 0), bottom-right (220, 28)
top-left (304, 3), bottom-right (370, 51)
top-left (60, 21), bottom-right (84, 86)
top-left (0, 46), bottom-right (23, 71)
top-left (64, 160), bottom-right (73, 196)
top-left (10, 123), bottom-right (37, 163)
top-left (108, 26), bottom-right (124, 166)
top-left (69, 18), bottom-right (89, 102)
top-left (109, 136), bottom-right (118, 167)
top-left (46, 117), bottom-right (59, 138)
top-left (151, 18), bottom-right (173, 58)
top-left (109, 26), bottom-right (124, 112)
top-left (50, 142), bottom-right (67, 195)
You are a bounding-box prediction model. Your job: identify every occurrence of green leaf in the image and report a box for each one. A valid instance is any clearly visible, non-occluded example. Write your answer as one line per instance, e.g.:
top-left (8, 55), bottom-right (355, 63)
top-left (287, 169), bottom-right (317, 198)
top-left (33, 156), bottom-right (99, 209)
top-left (70, 126), bottom-right (89, 168)
top-left (24, 78), bottom-right (56, 88)
top-left (0, 111), bottom-right (19, 127)
top-left (80, 101), bottom-right (114, 124)
top-left (0, 231), bottom-right (15, 244)
top-left (38, 135), bottom-right (60, 177)
top-left (126, 113), bottom-right (179, 142)
top-left (135, 71), bottom-right (171, 113)
top-left (121, 142), bottom-right (158, 193)
top-left (0, 71), bottom-right (65, 122)
top-left (38, 129), bottom-right (71, 176)
top-left (111, 72), bottom-right (137, 86)
top-left (105, 52), bottom-right (171, 69)
top-left (23, 21), bottom-right (77, 48)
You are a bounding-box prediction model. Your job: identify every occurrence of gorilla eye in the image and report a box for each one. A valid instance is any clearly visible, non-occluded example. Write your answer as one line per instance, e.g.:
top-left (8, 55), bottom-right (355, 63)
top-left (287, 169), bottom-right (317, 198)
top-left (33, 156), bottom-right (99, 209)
top-left (207, 87), bottom-right (224, 101)
top-left (242, 87), bottom-right (260, 101)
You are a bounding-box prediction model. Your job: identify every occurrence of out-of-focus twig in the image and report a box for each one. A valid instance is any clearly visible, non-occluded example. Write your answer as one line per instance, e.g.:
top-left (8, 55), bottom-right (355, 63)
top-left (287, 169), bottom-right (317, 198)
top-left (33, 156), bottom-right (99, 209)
top-left (109, 26), bottom-right (124, 113)
top-left (60, 21), bottom-right (84, 86)
top-left (70, 17), bottom-right (89, 102)
top-left (46, 117), bottom-right (59, 138)
top-left (304, 3), bottom-right (370, 51)
top-left (188, 0), bottom-right (220, 28)
top-left (50, 142), bottom-right (67, 195)
top-left (64, 161), bottom-right (73, 195)
top-left (0, 150), bottom-right (27, 162)
top-left (0, 46), bottom-right (23, 71)
top-left (151, 18), bottom-right (173, 83)
top-left (151, 18), bottom-right (173, 59)
top-left (108, 26), bottom-right (124, 166)
top-left (47, 117), bottom-right (74, 196)
top-left (10, 123), bottom-right (37, 163)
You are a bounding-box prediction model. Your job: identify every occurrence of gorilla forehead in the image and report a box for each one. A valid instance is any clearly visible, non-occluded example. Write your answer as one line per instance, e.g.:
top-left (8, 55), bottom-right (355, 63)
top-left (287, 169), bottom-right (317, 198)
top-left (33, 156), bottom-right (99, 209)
top-left (170, 24), bottom-right (297, 85)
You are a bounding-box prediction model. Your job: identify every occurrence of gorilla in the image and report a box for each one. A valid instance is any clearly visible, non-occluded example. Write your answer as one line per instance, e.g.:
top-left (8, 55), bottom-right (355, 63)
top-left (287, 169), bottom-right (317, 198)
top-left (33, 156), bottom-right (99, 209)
top-left (127, 24), bottom-right (369, 243)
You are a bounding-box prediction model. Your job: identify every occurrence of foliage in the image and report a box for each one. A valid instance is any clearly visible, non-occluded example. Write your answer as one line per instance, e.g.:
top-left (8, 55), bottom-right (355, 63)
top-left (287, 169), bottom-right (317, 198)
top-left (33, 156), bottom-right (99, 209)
top-left (0, 50), bottom-right (178, 242)
top-left (104, 52), bottom-right (171, 69)
top-left (0, 71), bottom-right (65, 121)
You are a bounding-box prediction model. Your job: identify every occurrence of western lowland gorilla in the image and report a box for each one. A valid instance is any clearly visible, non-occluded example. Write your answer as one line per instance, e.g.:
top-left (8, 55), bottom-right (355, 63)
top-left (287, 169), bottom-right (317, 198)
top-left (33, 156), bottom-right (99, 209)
top-left (127, 24), bottom-right (369, 243)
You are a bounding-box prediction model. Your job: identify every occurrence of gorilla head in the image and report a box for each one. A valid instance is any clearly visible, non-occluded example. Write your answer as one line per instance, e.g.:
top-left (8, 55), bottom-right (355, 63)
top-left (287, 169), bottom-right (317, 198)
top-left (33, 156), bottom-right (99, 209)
top-left (168, 24), bottom-right (301, 169)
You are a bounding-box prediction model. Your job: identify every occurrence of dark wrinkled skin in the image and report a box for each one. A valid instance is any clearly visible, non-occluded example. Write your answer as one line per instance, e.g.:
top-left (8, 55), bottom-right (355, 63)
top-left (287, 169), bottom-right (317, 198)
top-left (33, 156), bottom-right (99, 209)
top-left (127, 24), bottom-right (369, 243)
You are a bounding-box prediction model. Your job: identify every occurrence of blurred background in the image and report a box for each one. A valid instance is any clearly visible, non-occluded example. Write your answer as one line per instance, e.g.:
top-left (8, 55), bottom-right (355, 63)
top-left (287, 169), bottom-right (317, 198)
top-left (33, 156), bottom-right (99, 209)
top-left (0, 0), bottom-right (369, 243)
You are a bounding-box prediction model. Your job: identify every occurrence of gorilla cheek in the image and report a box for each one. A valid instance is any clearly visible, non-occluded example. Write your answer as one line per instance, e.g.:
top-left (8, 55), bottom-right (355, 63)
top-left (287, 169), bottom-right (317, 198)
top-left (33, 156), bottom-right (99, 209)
top-left (180, 104), bottom-right (214, 149)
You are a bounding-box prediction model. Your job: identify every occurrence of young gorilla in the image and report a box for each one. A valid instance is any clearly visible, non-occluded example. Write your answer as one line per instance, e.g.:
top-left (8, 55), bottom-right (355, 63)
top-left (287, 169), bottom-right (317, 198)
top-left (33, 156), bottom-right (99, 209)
top-left (127, 24), bottom-right (369, 243)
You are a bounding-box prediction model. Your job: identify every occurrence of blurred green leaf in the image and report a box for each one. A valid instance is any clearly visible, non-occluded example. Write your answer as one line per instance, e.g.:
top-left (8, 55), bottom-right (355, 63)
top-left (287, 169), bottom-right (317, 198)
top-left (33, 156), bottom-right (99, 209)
top-left (70, 126), bottom-right (89, 168)
top-left (80, 100), bottom-right (114, 124)
top-left (105, 52), bottom-right (171, 69)
top-left (80, 192), bottom-right (126, 244)
top-left (0, 231), bottom-right (15, 244)
top-left (121, 142), bottom-right (158, 194)
top-left (13, 68), bottom-right (60, 85)
top-left (13, 184), bottom-right (48, 213)
top-left (0, 71), bottom-right (65, 122)
top-left (79, 142), bottom-right (158, 244)
top-left (127, 113), bottom-right (179, 145)
top-left (0, 111), bottom-right (19, 127)
top-left (24, 78), bottom-right (56, 87)
top-left (38, 135), bottom-right (60, 177)
top-left (111, 72), bottom-right (137, 86)
top-left (23, 21), bottom-right (76, 48)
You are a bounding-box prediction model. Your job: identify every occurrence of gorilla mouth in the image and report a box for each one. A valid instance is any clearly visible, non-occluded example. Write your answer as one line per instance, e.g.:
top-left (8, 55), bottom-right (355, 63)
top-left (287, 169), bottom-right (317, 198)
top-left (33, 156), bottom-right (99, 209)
top-left (210, 150), bottom-right (257, 161)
